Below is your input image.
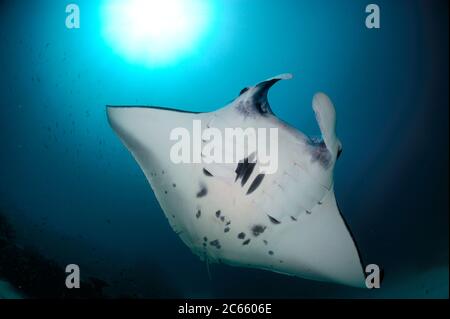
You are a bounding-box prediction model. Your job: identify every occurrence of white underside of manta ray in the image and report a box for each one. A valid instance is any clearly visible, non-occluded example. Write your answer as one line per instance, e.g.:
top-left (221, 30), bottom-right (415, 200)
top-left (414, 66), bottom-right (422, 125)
top-left (106, 73), bottom-right (366, 288)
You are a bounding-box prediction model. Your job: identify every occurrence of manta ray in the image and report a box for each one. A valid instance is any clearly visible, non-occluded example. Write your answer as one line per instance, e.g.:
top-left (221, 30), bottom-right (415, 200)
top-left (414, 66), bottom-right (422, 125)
top-left (107, 73), bottom-right (366, 288)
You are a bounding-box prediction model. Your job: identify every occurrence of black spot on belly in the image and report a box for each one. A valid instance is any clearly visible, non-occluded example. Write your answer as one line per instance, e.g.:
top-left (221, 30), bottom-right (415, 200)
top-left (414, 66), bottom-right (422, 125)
top-left (196, 210), bottom-right (201, 218)
top-left (268, 215), bottom-right (281, 224)
top-left (210, 239), bottom-right (221, 249)
top-left (203, 168), bottom-right (213, 177)
top-left (251, 225), bottom-right (266, 237)
top-left (290, 216), bottom-right (297, 221)
top-left (246, 174), bottom-right (265, 195)
top-left (196, 184), bottom-right (207, 198)
top-left (242, 239), bottom-right (251, 245)
top-left (164, 190), bottom-right (168, 194)
top-left (306, 210), bottom-right (312, 215)
top-left (238, 232), bottom-right (246, 239)
top-left (224, 227), bottom-right (230, 233)
top-left (215, 210), bottom-right (221, 218)
top-left (268, 250), bottom-right (274, 255)
top-left (235, 153), bottom-right (257, 186)
top-left (220, 216), bottom-right (225, 222)
top-left (226, 221), bottom-right (231, 226)
top-left (263, 240), bottom-right (268, 245)
top-left (203, 236), bottom-right (208, 242)
top-left (172, 183), bottom-right (176, 188)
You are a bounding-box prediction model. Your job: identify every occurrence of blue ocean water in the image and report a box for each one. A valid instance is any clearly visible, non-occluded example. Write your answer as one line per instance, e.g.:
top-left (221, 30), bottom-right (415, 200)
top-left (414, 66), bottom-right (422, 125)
top-left (0, 0), bottom-right (448, 298)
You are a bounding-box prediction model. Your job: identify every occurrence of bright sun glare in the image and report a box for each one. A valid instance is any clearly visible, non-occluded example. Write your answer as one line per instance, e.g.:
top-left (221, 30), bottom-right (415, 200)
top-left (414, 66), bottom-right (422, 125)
top-left (101, 0), bottom-right (212, 66)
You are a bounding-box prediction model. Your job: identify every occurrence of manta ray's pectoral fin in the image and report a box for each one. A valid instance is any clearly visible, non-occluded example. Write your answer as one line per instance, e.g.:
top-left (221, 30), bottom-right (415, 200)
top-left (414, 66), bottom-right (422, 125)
top-left (312, 93), bottom-right (342, 158)
top-left (273, 188), bottom-right (366, 288)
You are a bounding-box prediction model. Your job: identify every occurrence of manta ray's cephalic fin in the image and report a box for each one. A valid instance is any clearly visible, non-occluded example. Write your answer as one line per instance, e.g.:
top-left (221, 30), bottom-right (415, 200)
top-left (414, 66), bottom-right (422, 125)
top-left (236, 73), bottom-right (293, 115)
top-left (312, 92), bottom-right (341, 157)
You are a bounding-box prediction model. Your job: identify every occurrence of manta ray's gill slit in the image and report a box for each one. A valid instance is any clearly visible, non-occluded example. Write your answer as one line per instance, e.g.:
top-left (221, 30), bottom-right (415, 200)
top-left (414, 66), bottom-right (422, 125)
top-left (267, 215), bottom-right (281, 224)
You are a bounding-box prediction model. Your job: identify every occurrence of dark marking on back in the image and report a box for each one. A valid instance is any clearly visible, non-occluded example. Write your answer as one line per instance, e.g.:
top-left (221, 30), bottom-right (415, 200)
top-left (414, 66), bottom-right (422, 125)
top-left (242, 239), bottom-right (250, 245)
top-left (238, 232), bottom-right (246, 239)
top-left (268, 215), bottom-right (281, 224)
top-left (251, 225), bottom-right (266, 237)
top-left (247, 174), bottom-right (265, 195)
top-left (203, 168), bottom-right (213, 177)
top-left (196, 184), bottom-right (207, 198)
